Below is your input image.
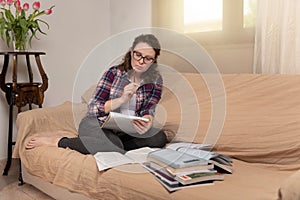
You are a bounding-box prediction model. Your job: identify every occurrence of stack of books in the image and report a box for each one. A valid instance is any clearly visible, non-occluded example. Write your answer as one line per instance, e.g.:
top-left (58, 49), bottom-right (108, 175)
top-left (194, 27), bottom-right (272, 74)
top-left (142, 142), bottom-right (233, 192)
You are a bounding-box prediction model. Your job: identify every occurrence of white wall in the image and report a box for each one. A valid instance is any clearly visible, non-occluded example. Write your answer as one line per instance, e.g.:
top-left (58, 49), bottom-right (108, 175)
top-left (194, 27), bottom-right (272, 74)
top-left (0, 0), bottom-right (111, 159)
top-left (110, 0), bottom-right (152, 35)
top-left (72, 0), bottom-right (153, 103)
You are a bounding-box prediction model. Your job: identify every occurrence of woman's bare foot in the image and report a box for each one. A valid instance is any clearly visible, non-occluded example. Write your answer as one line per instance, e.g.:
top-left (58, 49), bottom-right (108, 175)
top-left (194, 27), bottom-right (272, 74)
top-left (25, 136), bottom-right (62, 149)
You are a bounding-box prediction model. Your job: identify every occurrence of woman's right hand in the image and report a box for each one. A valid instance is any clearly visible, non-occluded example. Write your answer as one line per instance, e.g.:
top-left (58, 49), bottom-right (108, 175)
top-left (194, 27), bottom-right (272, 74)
top-left (104, 82), bottom-right (139, 113)
top-left (120, 82), bottom-right (139, 102)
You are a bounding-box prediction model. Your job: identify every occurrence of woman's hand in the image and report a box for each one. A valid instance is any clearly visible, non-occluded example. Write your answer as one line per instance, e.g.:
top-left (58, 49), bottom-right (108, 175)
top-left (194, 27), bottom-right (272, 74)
top-left (104, 82), bottom-right (139, 113)
top-left (120, 82), bottom-right (139, 103)
top-left (132, 115), bottom-right (153, 135)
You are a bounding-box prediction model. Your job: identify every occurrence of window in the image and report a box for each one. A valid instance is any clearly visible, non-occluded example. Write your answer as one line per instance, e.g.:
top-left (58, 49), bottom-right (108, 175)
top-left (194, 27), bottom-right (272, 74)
top-left (184, 0), bottom-right (223, 33)
top-left (243, 0), bottom-right (257, 28)
top-left (152, 0), bottom-right (257, 44)
top-left (184, 0), bottom-right (256, 33)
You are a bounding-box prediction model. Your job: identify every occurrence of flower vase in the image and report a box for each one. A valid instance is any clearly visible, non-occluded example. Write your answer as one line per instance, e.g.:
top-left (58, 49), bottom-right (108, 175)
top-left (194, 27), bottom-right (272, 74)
top-left (12, 32), bottom-right (29, 51)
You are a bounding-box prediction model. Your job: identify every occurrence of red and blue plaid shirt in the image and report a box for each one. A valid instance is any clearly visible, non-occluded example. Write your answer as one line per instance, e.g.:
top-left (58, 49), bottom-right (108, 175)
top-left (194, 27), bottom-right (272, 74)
top-left (88, 66), bottom-right (163, 125)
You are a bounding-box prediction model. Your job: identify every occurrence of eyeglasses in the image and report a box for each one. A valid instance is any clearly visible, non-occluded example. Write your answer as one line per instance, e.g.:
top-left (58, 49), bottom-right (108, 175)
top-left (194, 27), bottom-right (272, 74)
top-left (132, 51), bottom-right (155, 64)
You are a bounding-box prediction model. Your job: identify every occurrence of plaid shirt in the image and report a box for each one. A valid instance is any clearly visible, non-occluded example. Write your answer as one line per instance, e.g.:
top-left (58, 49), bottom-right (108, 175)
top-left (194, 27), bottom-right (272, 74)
top-left (88, 66), bottom-right (163, 125)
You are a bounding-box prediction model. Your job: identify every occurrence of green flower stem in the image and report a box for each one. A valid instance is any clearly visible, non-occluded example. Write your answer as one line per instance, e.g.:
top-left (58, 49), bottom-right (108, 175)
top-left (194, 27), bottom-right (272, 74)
top-left (0, 2), bottom-right (54, 49)
top-left (13, 32), bottom-right (28, 50)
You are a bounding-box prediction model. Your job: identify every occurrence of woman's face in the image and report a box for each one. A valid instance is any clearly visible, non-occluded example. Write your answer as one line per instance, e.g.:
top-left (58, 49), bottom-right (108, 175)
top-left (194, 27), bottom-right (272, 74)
top-left (131, 42), bottom-right (156, 74)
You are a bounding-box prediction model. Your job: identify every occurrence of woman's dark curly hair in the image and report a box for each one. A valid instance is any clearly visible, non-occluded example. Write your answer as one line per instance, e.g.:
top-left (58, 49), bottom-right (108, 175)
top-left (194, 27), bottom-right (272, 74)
top-left (118, 34), bottom-right (161, 83)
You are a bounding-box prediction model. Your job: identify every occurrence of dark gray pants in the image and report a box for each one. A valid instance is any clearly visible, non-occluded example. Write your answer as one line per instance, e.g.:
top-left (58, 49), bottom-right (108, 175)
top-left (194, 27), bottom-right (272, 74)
top-left (58, 116), bottom-right (167, 155)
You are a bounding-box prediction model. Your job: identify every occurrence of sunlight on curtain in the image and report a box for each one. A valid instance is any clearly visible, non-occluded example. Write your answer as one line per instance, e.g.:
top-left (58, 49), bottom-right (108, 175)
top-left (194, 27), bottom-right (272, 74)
top-left (253, 0), bottom-right (300, 74)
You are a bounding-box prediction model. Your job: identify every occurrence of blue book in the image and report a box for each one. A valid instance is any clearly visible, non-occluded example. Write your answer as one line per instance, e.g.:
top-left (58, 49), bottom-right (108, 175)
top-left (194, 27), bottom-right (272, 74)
top-left (147, 148), bottom-right (209, 173)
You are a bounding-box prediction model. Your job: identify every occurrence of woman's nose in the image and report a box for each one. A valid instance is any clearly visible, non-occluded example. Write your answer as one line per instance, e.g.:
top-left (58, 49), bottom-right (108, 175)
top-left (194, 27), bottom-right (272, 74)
top-left (138, 58), bottom-right (145, 64)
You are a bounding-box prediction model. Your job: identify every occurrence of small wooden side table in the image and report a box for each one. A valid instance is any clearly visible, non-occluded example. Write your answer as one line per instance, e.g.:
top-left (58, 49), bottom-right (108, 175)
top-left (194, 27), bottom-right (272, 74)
top-left (0, 51), bottom-right (48, 181)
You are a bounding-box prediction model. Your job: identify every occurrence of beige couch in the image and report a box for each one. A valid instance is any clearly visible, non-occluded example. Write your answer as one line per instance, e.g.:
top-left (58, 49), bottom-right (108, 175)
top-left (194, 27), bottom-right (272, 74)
top-left (13, 73), bottom-right (300, 200)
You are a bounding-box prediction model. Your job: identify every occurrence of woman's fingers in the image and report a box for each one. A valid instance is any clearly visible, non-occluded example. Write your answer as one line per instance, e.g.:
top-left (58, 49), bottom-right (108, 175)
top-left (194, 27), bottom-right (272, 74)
top-left (132, 120), bottom-right (150, 135)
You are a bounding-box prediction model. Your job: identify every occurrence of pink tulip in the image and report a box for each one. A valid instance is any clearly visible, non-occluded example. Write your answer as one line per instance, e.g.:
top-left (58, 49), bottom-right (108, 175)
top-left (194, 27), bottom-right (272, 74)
top-left (14, 0), bottom-right (20, 7)
top-left (44, 8), bottom-right (52, 15)
top-left (0, 0), bottom-right (6, 7)
top-left (16, 6), bottom-right (22, 12)
top-left (32, 1), bottom-right (40, 10)
top-left (7, 0), bottom-right (13, 6)
top-left (23, 3), bottom-right (29, 11)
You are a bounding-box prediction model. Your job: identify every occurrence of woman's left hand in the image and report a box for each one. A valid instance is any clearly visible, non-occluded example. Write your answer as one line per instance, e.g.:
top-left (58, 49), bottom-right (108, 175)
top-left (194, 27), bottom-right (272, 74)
top-left (132, 115), bottom-right (153, 135)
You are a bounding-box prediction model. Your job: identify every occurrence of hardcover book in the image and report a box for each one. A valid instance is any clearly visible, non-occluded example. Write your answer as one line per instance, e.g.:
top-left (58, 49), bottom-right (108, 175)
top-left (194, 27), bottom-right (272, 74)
top-left (174, 171), bottom-right (224, 185)
top-left (147, 142), bottom-right (233, 174)
top-left (147, 148), bottom-right (209, 168)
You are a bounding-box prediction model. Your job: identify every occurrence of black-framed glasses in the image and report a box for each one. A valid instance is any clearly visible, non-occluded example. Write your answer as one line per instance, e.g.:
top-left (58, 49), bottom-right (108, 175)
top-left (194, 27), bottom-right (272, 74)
top-left (132, 51), bottom-right (155, 64)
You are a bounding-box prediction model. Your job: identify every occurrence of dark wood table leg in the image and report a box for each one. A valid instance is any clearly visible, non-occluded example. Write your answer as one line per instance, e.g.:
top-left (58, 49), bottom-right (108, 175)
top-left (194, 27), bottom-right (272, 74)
top-left (18, 158), bottom-right (24, 186)
top-left (2, 103), bottom-right (14, 176)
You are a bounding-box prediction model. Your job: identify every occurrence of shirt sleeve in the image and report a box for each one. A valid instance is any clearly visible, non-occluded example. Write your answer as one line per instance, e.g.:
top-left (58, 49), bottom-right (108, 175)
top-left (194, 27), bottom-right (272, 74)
top-left (139, 75), bottom-right (163, 117)
top-left (87, 67), bottom-right (115, 118)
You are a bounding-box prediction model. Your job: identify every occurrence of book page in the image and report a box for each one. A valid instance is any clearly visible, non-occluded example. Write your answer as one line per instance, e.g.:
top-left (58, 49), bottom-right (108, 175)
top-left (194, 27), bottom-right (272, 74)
top-left (125, 147), bottom-right (157, 163)
top-left (176, 148), bottom-right (215, 161)
top-left (94, 147), bottom-right (157, 171)
top-left (94, 152), bottom-right (135, 171)
top-left (101, 112), bottom-right (149, 133)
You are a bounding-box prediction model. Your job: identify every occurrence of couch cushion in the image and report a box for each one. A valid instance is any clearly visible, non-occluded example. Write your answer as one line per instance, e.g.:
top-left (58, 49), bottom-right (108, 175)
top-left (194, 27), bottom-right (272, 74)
top-left (278, 169), bottom-right (300, 200)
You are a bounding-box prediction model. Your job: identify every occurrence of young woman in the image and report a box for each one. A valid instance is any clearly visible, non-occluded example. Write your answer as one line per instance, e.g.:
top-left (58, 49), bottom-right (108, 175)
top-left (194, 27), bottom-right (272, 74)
top-left (26, 34), bottom-right (167, 154)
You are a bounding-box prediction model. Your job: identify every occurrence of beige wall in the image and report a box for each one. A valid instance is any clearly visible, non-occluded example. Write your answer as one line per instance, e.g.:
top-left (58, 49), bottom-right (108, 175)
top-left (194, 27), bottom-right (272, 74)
top-left (205, 43), bottom-right (254, 73)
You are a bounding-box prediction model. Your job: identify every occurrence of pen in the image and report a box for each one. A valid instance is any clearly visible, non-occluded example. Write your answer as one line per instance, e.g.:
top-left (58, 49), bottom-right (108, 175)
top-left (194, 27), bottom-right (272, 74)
top-left (183, 159), bottom-right (201, 163)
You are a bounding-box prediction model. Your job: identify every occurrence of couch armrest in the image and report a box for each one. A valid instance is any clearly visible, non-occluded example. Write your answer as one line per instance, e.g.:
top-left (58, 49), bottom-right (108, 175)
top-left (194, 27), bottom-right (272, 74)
top-left (278, 169), bottom-right (300, 200)
top-left (13, 101), bottom-right (88, 158)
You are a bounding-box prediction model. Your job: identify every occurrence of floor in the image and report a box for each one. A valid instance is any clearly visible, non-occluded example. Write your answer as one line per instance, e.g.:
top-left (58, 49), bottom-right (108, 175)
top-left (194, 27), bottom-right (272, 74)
top-left (0, 158), bottom-right (53, 200)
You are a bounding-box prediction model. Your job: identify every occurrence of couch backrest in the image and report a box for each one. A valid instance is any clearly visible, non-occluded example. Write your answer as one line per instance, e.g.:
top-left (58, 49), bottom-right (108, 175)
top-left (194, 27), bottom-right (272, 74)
top-left (159, 73), bottom-right (300, 165)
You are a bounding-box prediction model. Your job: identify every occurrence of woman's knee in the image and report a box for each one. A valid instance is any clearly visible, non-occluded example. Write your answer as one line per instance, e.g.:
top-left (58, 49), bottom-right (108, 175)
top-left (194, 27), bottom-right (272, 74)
top-left (148, 130), bottom-right (167, 148)
top-left (156, 131), bottom-right (167, 147)
top-left (78, 116), bottom-right (102, 137)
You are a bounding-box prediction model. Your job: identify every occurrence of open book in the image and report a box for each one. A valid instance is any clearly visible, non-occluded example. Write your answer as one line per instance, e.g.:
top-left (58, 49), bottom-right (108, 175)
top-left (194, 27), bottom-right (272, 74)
top-left (101, 112), bottom-right (149, 133)
top-left (94, 147), bottom-right (155, 171)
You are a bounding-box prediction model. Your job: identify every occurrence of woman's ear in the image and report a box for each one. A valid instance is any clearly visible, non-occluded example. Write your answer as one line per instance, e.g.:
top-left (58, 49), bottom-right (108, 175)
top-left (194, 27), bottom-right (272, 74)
top-left (129, 48), bottom-right (133, 56)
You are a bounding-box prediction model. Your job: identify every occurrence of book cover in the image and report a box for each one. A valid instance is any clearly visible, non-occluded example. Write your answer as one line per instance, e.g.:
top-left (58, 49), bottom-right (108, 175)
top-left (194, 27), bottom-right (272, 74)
top-left (209, 160), bottom-right (233, 174)
top-left (174, 171), bottom-right (224, 185)
top-left (175, 147), bottom-right (233, 171)
top-left (147, 148), bottom-right (209, 169)
top-left (155, 177), bottom-right (214, 192)
top-left (167, 142), bottom-right (213, 151)
top-left (142, 162), bottom-right (178, 186)
top-left (165, 163), bottom-right (214, 175)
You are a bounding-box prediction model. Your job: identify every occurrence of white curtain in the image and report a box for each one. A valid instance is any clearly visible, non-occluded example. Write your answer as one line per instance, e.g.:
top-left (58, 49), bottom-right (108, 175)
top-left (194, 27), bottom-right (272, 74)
top-left (253, 0), bottom-right (300, 74)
